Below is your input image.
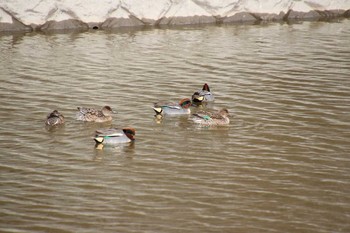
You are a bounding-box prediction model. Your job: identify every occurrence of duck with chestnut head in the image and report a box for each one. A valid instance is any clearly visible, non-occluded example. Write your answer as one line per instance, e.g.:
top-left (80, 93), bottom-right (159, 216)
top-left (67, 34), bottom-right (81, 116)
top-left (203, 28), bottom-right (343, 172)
top-left (153, 98), bottom-right (192, 116)
top-left (94, 127), bottom-right (135, 145)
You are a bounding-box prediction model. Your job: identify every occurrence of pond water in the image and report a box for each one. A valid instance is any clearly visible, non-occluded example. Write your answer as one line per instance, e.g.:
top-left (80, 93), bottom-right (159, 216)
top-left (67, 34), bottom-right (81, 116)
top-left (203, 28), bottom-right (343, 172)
top-left (0, 20), bottom-right (350, 233)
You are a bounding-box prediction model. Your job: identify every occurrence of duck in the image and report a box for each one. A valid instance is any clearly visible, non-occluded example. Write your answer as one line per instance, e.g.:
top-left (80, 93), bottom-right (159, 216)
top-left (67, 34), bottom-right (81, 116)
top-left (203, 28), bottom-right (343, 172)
top-left (191, 108), bottom-right (230, 126)
top-left (45, 110), bottom-right (65, 126)
top-left (153, 98), bottom-right (191, 116)
top-left (76, 106), bottom-right (115, 122)
top-left (191, 83), bottom-right (214, 104)
top-left (94, 127), bottom-right (135, 145)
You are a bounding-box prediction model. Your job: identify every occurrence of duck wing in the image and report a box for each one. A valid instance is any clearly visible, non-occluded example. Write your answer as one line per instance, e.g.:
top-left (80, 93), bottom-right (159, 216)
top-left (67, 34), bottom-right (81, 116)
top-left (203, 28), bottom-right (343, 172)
top-left (208, 111), bottom-right (225, 120)
top-left (154, 102), bottom-right (181, 109)
top-left (95, 128), bottom-right (124, 137)
top-left (192, 111), bottom-right (212, 120)
top-left (77, 107), bottom-right (99, 115)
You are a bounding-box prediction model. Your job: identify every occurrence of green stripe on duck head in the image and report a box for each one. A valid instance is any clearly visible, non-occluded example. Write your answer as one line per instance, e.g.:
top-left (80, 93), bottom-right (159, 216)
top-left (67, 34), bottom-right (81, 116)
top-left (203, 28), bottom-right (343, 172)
top-left (123, 128), bottom-right (136, 140)
top-left (179, 98), bottom-right (192, 109)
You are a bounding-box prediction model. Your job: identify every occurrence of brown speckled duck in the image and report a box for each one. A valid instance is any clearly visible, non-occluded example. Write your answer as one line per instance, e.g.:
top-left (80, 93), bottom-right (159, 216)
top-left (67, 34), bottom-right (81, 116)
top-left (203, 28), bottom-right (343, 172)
top-left (191, 108), bottom-right (230, 126)
top-left (45, 110), bottom-right (65, 126)
top-left (76, 106), bottom-right (115, 122)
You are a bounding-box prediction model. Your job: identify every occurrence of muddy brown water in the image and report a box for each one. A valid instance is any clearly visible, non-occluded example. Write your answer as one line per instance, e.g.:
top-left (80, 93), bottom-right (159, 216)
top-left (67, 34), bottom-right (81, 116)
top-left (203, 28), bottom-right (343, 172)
top-left (1, 20), bottom-right (349, 233)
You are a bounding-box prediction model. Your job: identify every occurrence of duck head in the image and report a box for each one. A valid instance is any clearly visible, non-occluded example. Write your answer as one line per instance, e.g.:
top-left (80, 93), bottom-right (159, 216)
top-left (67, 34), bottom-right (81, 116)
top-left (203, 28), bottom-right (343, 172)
top-left (179, 98), bottom-right (192, 109)
top-left (219, 108), bottom-right (229, 117)
top-left (48, 110), bottom-right (61, 118)
top-left (101, 106), bottom-right (116, 116)
top-left (123, 128), bottom-right (136, 141)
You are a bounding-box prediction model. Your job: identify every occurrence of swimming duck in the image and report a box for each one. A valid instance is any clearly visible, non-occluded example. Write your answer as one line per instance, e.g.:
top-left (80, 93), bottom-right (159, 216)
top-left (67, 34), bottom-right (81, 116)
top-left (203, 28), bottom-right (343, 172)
top-left (191, 108), bottom-right (230, 126)
top-left (191, 83), bottom-right (214, 104)
top-left (45, 110), bottom-right (65, 126)
top-left (153, 98), bottom-right (191, 116)
top-left (94, 127), bottom-right (135, 145)
top-left (76, 106), bottom-right (115, 122)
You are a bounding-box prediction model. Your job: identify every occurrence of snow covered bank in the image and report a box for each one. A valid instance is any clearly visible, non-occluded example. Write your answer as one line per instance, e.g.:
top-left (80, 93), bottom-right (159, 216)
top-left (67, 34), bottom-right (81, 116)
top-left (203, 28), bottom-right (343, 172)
top-left (1, 0), bottom-right (349, 32)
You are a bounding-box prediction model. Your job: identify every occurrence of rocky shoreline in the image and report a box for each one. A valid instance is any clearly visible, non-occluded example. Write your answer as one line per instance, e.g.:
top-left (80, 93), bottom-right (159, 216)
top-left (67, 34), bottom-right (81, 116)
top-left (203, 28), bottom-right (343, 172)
top-left (1, 5), bottom-right (349, 33)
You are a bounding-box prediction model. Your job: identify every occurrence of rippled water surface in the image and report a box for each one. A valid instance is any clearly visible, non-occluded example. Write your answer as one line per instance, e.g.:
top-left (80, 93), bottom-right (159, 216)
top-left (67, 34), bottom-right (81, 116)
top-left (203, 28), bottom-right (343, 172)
top-left (1, 20), bottom-right (350, 233)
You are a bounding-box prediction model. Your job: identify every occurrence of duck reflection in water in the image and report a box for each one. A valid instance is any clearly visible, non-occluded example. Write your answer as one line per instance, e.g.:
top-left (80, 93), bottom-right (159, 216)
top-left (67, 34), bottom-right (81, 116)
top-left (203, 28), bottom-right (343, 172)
top-left (93, 139), bottom-right (136, 161)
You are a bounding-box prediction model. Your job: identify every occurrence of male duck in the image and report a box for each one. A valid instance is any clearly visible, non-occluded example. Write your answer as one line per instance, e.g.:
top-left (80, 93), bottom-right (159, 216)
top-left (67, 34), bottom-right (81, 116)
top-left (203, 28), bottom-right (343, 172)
top-left (76, 106), bottom-right (115, 122)
top-left (191, 108), bottom-right (230, 126)
top-left (45, 110), bottom-right (65, 126)
top-left (191, 83), bottom-right (214, 104)
top-left (153, 98), bottom-right (191, 116)
top-left (94, 127), bottom-right (136, 145)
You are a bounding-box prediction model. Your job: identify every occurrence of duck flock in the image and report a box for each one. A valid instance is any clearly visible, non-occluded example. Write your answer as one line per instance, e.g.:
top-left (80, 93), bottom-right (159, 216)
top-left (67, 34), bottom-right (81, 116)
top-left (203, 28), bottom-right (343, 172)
top-left (45, 83), bottom-right (230, 148)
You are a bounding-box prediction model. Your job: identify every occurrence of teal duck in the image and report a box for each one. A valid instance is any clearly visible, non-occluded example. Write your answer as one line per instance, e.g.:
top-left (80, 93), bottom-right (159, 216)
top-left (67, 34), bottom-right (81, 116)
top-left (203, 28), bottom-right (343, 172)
top-left (153, 98), bottom-right (191, 116)
top-left (192, 83), bottom-right (214, 104)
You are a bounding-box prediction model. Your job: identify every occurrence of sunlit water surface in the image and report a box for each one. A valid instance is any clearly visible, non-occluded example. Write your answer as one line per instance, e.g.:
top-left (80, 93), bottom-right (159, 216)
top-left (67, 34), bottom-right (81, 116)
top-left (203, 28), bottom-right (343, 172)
top-left (1, 20), bottom-right (350, 233)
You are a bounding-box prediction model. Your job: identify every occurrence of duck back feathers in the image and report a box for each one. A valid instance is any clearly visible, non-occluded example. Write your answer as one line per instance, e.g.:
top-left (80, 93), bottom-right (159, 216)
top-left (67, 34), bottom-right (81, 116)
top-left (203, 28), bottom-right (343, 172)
top-left (76, 106), bottom-right (115, 122)
top-left (191, 108), bottom-right (230, 126)
top-left (45, 110), bottom-right (65, 126)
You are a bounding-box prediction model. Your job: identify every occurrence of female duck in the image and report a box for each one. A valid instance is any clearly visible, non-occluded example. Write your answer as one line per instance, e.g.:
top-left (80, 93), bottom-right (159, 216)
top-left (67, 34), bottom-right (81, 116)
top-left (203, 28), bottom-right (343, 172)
top-left (153, 98), bottom-right (191, 116)
top-left (94, 127), bottom-right (136, 145)
top-left (191, 83), bottom-right (214, 104)
top-left (191, 108), bottom-right (230, 126)
top-left (76, 106), bottom-right (115, 122)
top-left (45, 110), bottom-right (65, 126)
